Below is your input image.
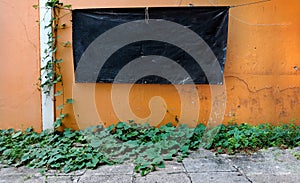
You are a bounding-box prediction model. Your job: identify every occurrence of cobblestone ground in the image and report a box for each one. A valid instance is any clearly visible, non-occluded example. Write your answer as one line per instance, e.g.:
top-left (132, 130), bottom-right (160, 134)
top-left (0, 147), bottom-right (299, 183)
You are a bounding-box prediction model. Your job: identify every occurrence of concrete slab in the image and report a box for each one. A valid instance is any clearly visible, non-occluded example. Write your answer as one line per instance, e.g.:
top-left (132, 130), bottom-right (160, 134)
top-left (188, 148), bottom-right (216, 159)
top-left (0, 167), bottom-right (23, 176)
top-left (79, 175), bottom-right (132, 183)
top-left (44, 176), bottom-right (74, 183)
top-left (84, 164), bottom-right (134, 176)
top-left (183, 158), bottom-right (236, 173)
top-left (0, 175), bottom-right (30, 183)
top-left (259, 148), bottom-right (300, 162)
top-left (230, 153), bottom-right (300, 174)
top-left (45, 169), bottom-right (86, 176)
top-left (0, 167), bottom-right (40, 183)
top-left (23, 176), bottom-right (75, 183)
top-left (3, 174), bottom-right (78, 183)
top-left (189, 172), bottom-right (249, 183)
top-left (134, 173), bottom-right (191, 183)
top-left (24, 177), bottom-right (46, 183)
top-left (247, 173), bottom-right (300, 183)
top-left (137, 161), bottom-right (185, 175)
top-left (233, 161), bottom-right (289, 173)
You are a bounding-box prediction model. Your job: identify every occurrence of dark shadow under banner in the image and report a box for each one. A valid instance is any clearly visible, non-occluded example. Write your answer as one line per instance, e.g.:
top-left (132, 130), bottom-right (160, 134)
top-left (72, 7), bottom-right (229, 84)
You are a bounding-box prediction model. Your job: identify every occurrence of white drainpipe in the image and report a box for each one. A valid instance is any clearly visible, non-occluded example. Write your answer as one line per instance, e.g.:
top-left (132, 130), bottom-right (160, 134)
top-left (39, 0), bottom-right (54, 130)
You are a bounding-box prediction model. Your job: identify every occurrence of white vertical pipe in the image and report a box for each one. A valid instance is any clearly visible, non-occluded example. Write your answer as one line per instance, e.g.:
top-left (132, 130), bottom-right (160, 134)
top-left (40, 0), bottom-right (54, 130)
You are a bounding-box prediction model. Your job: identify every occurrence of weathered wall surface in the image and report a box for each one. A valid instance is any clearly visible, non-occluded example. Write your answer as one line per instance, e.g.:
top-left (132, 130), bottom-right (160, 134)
top-left (0, 0), bottom-right (299, 130)
top-left (0, 0), bottom-right (41, 130)
top-left (54, 0), bottom-right (300, 129)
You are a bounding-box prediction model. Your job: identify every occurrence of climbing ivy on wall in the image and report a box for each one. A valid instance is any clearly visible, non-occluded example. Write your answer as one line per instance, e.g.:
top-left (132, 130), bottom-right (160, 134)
top-left (39, 0), bottom-right (73, 129)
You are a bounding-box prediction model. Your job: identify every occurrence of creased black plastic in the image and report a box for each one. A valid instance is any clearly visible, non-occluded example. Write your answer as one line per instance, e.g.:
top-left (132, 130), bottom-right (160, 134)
top-left (72, 7), bottom-right (229, 84)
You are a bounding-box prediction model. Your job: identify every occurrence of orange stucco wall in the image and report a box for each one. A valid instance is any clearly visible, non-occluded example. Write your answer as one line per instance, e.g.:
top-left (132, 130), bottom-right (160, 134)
top-left (1, 0), bottom-right (300, 131)
top-left (0, 0), bottom-right (42, 131)
top-left (54, 0), bottom-right (300, 129)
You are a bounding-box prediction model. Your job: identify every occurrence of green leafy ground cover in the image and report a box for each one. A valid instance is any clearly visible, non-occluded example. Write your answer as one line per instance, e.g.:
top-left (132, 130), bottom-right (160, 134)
top-left (0, 122), bottom-right (299, 176)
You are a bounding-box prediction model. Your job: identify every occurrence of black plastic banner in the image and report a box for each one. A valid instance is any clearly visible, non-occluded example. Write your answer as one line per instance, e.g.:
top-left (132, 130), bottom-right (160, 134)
top-left (73, 7), bottom-right (229, 84)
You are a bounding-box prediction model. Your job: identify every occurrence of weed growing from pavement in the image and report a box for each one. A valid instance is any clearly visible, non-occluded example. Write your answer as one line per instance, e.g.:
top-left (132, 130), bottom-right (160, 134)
top-left (0, 122), bottom-right (299, 176)
top-left (294, 151), bottom-right (300, 160)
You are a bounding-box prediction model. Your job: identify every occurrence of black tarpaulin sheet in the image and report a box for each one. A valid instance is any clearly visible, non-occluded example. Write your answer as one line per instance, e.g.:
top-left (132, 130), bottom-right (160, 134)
top-left (72, 7), bottom-right (229, 84)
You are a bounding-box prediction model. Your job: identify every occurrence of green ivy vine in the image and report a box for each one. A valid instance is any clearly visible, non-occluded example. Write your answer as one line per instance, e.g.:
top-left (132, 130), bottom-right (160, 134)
top-left (0, 122), bottom-right (299, 176)
top-left (39, 0), bottom-right (73, 129)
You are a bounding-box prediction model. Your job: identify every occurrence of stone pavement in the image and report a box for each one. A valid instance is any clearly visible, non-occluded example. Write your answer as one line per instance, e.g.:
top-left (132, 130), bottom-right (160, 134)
top-left (0, 147), bottom-right (299, 183)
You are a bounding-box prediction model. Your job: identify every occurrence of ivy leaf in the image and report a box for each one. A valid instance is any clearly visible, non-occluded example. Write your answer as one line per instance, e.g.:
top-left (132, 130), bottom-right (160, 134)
top-left (163, 154), bottom-right (173, 161)
top-left (21, 154), bottom-right (30, 162)
top-left (60, 113), bottom-right (68, 119)
top-left (90, 138), bottom-right (102, 148)
top-left (25, 127), bottom-right (33, 133)
top-left (66, 98), bottom-right (74, 104)
top-left (32, 4), bottom-right (39, 9)
top-left (12, 131), bottom-right (22, 139)
top-left (86, 157), bottom-right (99, 168)
top-left (157, 162), bottom-right (165, 168)
top-left (54, 119), bottom-right (62, 128)
top-left (63, 165), bottom-right (71, 173)
top-left (63, 4), bottom-right (72, 9)
top-left (56, 104), bottom-right (64, 110)
top-left (62, 41), bottom-right (71, 47)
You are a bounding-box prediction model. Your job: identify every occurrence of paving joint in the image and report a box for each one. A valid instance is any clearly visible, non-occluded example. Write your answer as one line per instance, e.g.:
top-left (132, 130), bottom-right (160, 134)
top-left (181, 161), bottom-right (193, 183)
top-left (232, 165), bottom-right (253, 183)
